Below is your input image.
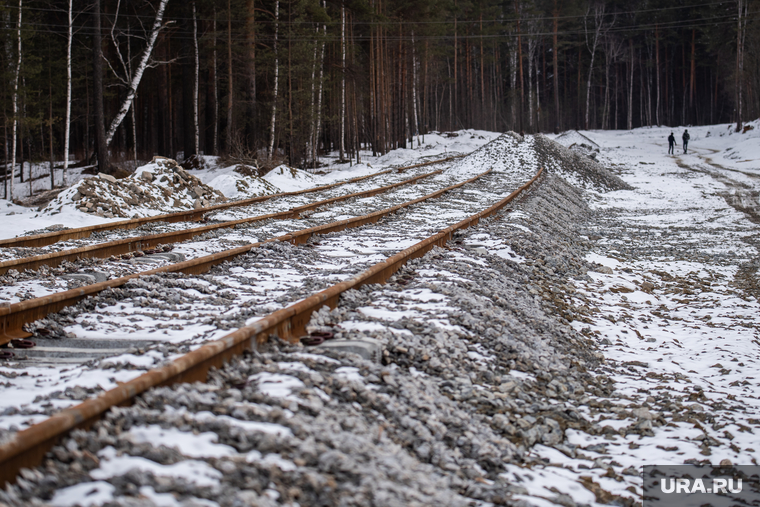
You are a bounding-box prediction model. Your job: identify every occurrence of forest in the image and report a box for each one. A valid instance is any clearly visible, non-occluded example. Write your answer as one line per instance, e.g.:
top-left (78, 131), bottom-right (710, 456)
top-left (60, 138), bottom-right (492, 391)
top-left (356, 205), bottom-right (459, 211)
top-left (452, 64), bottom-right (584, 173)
top-left (0, 0), bottom-right (758, 194)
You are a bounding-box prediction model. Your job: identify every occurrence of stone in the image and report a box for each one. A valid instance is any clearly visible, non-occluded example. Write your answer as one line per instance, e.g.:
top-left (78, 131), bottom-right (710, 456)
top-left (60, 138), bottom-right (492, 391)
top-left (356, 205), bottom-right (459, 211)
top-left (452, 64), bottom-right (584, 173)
top-left (98, 172), bottom-right (117, 183)
top-left (140, 171), bottom-right (154, 183)
top-left (315, 338), bottom-right (382, 362)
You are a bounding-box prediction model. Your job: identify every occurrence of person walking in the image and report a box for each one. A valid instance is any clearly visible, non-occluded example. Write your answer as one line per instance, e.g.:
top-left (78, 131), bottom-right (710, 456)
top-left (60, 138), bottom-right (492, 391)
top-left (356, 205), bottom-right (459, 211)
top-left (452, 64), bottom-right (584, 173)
top-left (682, 129), bottom-right (690, 154)
top-left (668, 132), bottom-right (675, 154)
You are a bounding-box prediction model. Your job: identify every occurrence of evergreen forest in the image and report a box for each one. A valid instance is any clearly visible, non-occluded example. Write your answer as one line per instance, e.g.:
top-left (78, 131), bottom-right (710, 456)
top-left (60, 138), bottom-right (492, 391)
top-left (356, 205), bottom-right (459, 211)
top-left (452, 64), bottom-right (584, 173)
top-left (1, 0), bottom-right (758, 184)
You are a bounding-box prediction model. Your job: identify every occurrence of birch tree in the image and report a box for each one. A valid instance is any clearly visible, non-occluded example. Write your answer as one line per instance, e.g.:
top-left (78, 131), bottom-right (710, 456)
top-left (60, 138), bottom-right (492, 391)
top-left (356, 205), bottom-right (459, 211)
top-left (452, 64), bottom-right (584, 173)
top-left (584, 2), bottom-right (610, 130)
top-left (602, 36), bottom-right (623, 129)
top-left (104, 0), bottom-right (170, 147)
top-left (9, 0), bottom-right (21, 199)
top-left (309, 9), bottom-right (328, 167)
top-left (63, 0), bottom-right (72, 185)
top-left (313, 1), bottom-right (327, 167)
top-left (268, 0), bottom-right (280, 160)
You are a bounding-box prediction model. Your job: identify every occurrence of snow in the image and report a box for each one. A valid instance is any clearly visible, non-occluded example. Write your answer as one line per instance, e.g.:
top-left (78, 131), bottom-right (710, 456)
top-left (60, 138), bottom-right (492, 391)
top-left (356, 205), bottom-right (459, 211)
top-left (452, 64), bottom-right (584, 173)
top-left (263, 164), bottom-right (316, 191)
top-left (2, 123), bottom-right (760, 505)
top-left (124, 425), bottom-right (237, 458)
top-left (91, 446), bottom-right (223, 487)
top-left (205, 172), bottom-right (278, 200)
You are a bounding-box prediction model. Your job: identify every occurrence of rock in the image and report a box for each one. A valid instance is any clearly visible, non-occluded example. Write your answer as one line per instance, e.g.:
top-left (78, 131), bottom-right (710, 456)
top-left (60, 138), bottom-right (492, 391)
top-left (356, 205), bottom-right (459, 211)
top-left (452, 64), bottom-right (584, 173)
top-left (498, 381), bottom-right (516, 393)
top-left (632, 407), bottom-right (653, 420)
top-left (98, 172), bottom-right (117, 183)
top-left (140, 171), bottom-right (154, 183)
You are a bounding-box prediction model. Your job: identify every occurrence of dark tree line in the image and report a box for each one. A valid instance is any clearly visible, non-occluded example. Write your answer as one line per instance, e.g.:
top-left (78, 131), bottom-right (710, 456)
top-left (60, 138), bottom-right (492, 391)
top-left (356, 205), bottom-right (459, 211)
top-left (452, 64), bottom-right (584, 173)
top-left (1, 0), bottom-right (759, 193)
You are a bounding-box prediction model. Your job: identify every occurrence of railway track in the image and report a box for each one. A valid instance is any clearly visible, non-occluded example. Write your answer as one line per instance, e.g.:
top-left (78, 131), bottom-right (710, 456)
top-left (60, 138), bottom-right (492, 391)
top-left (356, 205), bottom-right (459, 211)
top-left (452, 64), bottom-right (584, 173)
top-left (0, 155), bottom-right (463, 250)
top-left (0, 145), bottom-right (543, 488)
top-left (0, 168), bottom-right (491, 348)
top-left (0, 168), bottom-right (444, 275)
top-left (0, 157), bottom-right (474, 314)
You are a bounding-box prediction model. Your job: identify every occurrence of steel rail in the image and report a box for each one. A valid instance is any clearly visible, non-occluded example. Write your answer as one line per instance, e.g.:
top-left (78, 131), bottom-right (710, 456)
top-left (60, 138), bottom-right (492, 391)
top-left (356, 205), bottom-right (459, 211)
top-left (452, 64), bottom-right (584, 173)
top-left (0, 169), bottom-right (492, 345)
top-left (0, 156), bottom-right (464, 249)
top-left (0, 167), bottom-right (543, 487)
top-left (0, 168), bottom-right (443, 275)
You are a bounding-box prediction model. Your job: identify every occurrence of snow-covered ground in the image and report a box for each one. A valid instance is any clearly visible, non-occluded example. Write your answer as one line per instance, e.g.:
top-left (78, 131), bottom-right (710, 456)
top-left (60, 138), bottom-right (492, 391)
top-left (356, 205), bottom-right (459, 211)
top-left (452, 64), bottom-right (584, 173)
top-left (515, 122), bottom-right (760, 501)
top-left (1, 123), bottom-right (759, 506)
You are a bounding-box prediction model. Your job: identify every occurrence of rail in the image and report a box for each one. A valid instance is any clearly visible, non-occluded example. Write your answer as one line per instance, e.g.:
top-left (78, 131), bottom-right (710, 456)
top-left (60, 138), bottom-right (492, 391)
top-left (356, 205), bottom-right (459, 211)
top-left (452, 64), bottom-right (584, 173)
top-left (0, 169), bottom-right (442, 275)
top-left (0, 156), bottom-right (463, 249)
top-left (0, 166), bottom-right (543, 486)
top-left (0, 169), bottom-right (490, 345)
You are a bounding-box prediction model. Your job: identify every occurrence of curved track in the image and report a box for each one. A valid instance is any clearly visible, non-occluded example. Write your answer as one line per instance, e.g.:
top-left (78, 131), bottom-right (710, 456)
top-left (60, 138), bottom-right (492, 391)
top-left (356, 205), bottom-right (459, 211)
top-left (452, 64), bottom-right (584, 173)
top-left (0, 161), bottom-right (543, 486)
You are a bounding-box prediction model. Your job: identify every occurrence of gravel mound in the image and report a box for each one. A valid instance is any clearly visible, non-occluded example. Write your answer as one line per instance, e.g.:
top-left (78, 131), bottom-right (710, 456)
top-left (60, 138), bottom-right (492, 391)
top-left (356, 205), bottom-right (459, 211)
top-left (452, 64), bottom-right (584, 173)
top-left (553, 130), bottom-right (600, 150)
top-left (0, 173), bottom-right (640, 506)
top-left (263, 165), bottom-right (316, 192)
top-left (41, 158), bottom-right (226, 219)
top-left (207, 166), bottom-right (280, 200)
top-left (447, 132), bottom-right (631, 193)
top-left (534, 134), bottom-right (632, 192)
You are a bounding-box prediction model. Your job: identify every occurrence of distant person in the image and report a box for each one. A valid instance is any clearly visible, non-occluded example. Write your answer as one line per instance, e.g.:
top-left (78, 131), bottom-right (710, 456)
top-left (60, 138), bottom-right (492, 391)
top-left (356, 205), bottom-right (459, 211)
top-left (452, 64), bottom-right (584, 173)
top-left (682, 129), bottom-right (690, 154)
top-left (668, 132), bottom-right (675, 154)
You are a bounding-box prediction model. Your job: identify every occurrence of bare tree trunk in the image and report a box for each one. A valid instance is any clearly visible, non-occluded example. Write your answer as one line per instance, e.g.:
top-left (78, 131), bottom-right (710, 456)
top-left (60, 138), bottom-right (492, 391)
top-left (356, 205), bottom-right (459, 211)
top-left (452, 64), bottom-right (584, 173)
top-left (735, 0), bottom-right (745, 130)
top-left (627, 39), bottom-right (634, 130)
top-left (128, 25), bottom-right (137, 163)
top-left (655, 23), bottom-right (660, 126)
top-left (62, 0), bottom-right (72, 185)
top-left (454, 10), bottom-right (457, 127)
top-left (340, 5), bottom-right (346, 160)
top-left (246, 0), bottom-right (256, 149)
top-left (479, 15), bottom-right (485, 128)
top-left (516, 6), bottom-right (524, 133)
top-left (552, 2), bottom-right (560, 133)
top-left (104, 0), bottom-right (169, 147)
top-left (602, 41), bottom-right (611, 129)
top-left (584, 4), bottom-right (606, 130)
top-left (193, 2), bottom-right (199, 154)
top-left (536, 51), bottom-right (540, 131)
top-left (314, 2), bottom-right (326, 166)
top-left (227, 0), bottom-right (233, 150)
top-left (527, 35), bottom-right (535, 131)
top-left (10, 0), bottom-right (22, 199)
top-left (93, 0), bottom-right (110, 173)
top-left (510, 43), bottom-right (517, 129)
top-left (48, 56), bottom-right (54, 188)
top-left (309, 27), bottom-right (319, 164)
top-left (212, 8), bottom-right (219, 155)
top-left (411, 31), bottom-right (421, 148)
top-left (268, 0), bottom-right (280, 159)
top-left (689, 28), bottom-right (695, 123)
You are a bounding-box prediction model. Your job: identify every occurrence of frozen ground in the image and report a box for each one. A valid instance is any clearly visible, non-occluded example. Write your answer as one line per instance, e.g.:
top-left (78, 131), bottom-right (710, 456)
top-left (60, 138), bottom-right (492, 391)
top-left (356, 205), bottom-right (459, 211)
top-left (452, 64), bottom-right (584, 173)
top-left (1, 123), bottom-right (759, 506)
top-left (0, 130), bottom-right (498, 240)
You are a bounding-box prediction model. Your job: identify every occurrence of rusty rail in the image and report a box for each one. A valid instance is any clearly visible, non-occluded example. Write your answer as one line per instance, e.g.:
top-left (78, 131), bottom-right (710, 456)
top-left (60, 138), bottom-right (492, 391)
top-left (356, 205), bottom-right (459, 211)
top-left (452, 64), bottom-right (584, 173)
top-left (0, 169), bottom-right (491, 345)
top-left (0, 156), bottom-right (464, 249)
top-left (0, 167), bottom-right (542, 487)
top-left (0, 169), bottom-right (443, 275)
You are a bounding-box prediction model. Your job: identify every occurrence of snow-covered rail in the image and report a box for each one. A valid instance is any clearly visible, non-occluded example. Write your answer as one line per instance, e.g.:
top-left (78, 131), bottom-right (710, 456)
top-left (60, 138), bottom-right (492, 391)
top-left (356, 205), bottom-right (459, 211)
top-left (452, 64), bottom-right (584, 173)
top-left (0, 164), bottom-right (543, 487)
top-left (0, 168), bottom-right (443, 275)
top-left (0, 155), bottom-right (464, 249)
top-left (0, 168), bottom-right (491, 345)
